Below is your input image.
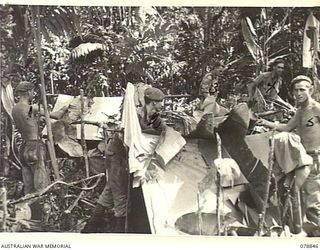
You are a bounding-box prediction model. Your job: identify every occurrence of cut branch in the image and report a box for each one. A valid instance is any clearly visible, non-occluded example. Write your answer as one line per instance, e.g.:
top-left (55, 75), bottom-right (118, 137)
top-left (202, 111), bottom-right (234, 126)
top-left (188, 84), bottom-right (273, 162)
top-left (80, 89), bottom-right (90, 178)
top-left (30, 6), bottom-right (60, 180)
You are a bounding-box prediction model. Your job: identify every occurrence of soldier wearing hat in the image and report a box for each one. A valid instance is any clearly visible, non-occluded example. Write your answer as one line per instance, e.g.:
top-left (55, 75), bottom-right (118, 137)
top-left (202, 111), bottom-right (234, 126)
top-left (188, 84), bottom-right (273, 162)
top-left (131, 86), bottom-right (167, 232)
top-left (82, 86), bottom-right (166, 234)
top-left (12, 81), bottom-right (69, 195)
top-left (137, 86), bottom-right (166, 134)
top-left (247, 58), bottom-right (294, 111)
top-left (258, 75), bottom-right (320, 233)
top-left (248, 58), bottom-right (285, 102)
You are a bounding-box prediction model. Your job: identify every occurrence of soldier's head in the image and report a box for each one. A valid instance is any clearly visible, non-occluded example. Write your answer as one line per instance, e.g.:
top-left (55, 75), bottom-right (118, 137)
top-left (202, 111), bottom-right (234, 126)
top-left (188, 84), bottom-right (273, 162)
top-left (291, 75), bottom-right (313, 104)
top-left (144, 87), bottom-right (165, 113)
top-left (199, 76), bottom-right (211, 98)
top-left (15, 81), bottom-right (35, 102)
top-left (271, 58), bottom-right (285, 76)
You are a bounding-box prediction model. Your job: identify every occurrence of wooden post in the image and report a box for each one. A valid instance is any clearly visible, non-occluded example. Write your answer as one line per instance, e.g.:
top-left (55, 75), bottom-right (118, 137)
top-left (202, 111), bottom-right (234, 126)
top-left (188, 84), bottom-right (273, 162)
top-left (80, 89), bottom-right (90, 178)
top-left (30, 7), bottom-right (60, 180)
top-left (258, 131), bottom-right (275, 236)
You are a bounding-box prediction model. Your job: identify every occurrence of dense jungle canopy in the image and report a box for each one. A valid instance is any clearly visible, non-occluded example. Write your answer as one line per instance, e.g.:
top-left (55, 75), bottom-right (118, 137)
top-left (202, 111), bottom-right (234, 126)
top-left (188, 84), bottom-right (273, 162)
top-left (1, 6), bottom-right (320, 97)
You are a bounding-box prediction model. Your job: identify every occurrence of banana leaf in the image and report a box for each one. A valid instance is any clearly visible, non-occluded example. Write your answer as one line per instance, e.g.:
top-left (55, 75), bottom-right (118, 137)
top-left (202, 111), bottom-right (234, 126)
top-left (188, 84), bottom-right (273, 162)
top-left (241, 18), bottom-right (262, 63)
top-left (1, 83), bottom-right (15, 119)
top-left (246, 17), bottom-right (258, 37)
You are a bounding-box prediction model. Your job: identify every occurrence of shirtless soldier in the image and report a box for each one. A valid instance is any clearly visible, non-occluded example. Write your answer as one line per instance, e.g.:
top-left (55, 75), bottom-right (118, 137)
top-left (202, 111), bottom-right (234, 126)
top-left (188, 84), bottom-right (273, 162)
top-left (12, 81), bottom-right (69, 194)
top-left (258, 75), bottom-right (320, 228)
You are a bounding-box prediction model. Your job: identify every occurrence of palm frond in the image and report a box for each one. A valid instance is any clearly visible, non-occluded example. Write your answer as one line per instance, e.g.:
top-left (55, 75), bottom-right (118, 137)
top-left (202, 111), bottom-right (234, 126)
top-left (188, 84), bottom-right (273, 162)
top-left (71, 43), bottom-right (106, 60)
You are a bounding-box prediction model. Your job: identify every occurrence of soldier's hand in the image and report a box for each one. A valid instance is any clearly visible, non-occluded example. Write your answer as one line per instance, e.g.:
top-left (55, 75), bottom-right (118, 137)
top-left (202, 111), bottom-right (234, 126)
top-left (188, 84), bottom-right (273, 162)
top-left (145, 161), bottom-right (159, 181)
top-left (256, 118), bottom-right (266, 126)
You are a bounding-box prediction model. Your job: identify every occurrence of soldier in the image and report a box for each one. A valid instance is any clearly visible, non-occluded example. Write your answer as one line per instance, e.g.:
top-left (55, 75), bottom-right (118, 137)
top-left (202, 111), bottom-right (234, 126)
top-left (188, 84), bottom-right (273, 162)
top-left (248, 58), bottom-right (293, 111)
top-left (12, 81), bottom-right (69, 195)
top-left (82, 86), bottom-right (166, 234)
top-left (130, 86), bottom-right (167, 233)
top-left (258, 75), bottom-right (320, 229)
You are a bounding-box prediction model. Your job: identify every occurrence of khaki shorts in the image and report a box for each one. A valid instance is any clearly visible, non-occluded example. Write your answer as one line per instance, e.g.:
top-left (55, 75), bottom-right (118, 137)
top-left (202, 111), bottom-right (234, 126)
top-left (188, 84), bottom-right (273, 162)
top-left (20, 140), bottom-right (50, 194)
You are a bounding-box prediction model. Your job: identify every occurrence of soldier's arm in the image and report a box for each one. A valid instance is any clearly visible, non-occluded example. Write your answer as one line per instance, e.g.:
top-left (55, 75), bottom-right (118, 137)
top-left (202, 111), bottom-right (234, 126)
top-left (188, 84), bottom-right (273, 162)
top-left (49, 105), bottom-right (69, 120)
top-left (248, 74), bottom-right (264, 101)
top-left (139, 114), bottom-right (166, 135)
top-left (258, 111), bottom-right (298, 132)
top-left (141, 127), bottom-right (162, 135)
top-left (34, 104), bottom-right (69, 120)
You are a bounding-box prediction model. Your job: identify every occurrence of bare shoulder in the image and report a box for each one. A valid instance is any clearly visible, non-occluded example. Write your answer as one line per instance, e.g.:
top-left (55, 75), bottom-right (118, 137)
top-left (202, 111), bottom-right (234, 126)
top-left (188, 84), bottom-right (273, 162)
top-left (12, 102), bottom-right (28, 113)
top-left (253, 72), bottom-right (271, 84)
top-left (312, 100), bottom-right (320, 114)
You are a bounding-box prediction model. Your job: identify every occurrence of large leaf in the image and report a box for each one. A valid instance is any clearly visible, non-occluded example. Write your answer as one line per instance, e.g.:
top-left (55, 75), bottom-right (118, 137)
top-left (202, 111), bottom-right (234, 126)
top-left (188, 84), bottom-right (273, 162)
top-left (260, 8), bottom-right (267, 23)
top-left (1, 82), bottom-right (15, 119)
top-left (44, 17), bottom-right (61, 36)
top-left (245, 17), bottom-right (257, 37)
top-left (56, 7), bottom-right (76, 35)
top-left (268, 47), bottom-right (289, 58)
top-left (241, 18), bottom-right (263, 63)
top-left (52, 11), bottom-right (68, 35)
